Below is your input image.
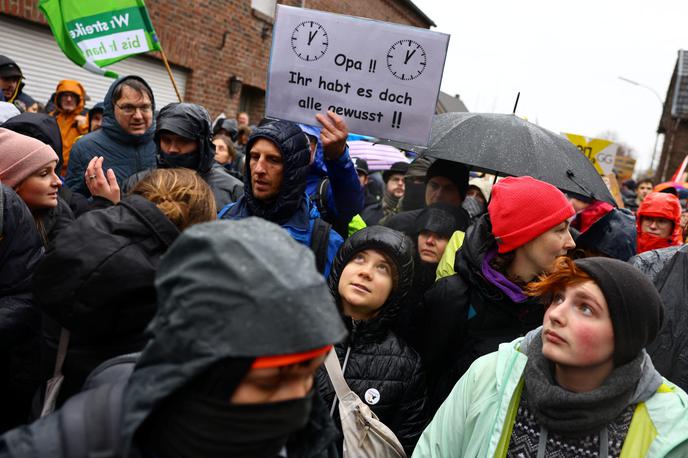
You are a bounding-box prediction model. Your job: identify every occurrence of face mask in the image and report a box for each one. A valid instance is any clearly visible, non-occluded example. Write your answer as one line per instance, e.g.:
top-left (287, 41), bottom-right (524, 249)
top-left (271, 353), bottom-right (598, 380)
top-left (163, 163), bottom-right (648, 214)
top-left (159, 151), bottom-right (201, 170)
top-left (462, 195), bottom-right (486, 219)
top-left (143, 390), bottom-right (314, 458)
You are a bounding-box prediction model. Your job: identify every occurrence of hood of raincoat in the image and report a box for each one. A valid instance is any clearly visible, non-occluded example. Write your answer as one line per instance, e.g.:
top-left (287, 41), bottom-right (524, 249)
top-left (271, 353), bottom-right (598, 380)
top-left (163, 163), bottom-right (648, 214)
top-left (213, 117), bottom-right (238, 141)
top-left (102, 75), bottom-right (156, 146)
top-left (647, 245), bottom-right (688, 391)
top-left (88, 102), bottom-right (104, 132)
top-left (328, 225), bottom-right (414, 339)
top-left (243, 120), bottom-right (311, 224)
top-left (154, 103), bottom-right (215, 174)
top-left (0, 185), bottom-right (44, 296)
top-left (119, 218), bottom-right (347, 455)
top-left (576, 208), bottom-right (637, 261)
top-left (1, 111), bottom-right (62, 158)
top-left (54, 80), bottom-right (86, 115)
top-left (637, 192), bottom-right (682, 254)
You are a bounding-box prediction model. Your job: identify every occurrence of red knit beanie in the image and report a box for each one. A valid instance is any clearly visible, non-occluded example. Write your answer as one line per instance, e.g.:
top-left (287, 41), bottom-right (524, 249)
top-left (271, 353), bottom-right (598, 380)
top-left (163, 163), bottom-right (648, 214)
top-left (489, 176), bottom-right (575, 253)
top-left (0, 128), bottom-right (58, 188)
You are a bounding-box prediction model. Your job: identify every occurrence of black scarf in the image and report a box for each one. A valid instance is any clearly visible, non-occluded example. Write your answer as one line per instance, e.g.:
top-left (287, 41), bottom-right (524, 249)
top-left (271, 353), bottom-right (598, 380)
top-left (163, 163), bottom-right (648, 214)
top-left (524, 332), bottom-right (643, 437)
top-left (143, 391), bottom-right (314, 457)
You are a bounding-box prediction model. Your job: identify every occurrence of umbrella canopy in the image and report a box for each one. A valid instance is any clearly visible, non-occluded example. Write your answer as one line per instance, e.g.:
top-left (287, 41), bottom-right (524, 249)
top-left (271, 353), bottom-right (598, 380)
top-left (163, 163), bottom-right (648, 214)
top-left (427, 112), bottom-right (616, 205)
top-left (347, 140), bottom-right (410, 171)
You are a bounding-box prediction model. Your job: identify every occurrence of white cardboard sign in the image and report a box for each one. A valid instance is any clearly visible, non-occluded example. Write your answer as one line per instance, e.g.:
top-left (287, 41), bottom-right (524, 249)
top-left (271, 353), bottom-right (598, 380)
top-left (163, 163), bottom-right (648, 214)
top-left (266, 5), bottom-right (449, 147)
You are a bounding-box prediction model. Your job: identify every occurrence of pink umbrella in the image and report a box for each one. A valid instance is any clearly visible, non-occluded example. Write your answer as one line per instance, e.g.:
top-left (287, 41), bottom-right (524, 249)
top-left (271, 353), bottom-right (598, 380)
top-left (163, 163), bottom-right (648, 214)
top-left (347, 140), bottom-right (410, 171)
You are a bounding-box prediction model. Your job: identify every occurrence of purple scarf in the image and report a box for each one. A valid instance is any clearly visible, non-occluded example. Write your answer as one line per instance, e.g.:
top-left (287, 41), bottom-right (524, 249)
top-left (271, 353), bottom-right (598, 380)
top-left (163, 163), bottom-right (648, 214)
top-left (481, 248), bottom-right (529, 303)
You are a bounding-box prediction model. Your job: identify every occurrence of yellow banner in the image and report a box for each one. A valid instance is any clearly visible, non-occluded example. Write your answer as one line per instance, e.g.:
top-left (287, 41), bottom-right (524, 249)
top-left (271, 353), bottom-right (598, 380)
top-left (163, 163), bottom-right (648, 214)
top-left (563, 133), bottom-right (618, 176)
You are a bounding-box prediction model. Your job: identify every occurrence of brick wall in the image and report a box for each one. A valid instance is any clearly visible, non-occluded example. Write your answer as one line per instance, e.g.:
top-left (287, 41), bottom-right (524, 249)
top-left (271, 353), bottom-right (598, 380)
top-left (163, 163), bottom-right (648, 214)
top-left (1, 0), bottom-right (431, 120)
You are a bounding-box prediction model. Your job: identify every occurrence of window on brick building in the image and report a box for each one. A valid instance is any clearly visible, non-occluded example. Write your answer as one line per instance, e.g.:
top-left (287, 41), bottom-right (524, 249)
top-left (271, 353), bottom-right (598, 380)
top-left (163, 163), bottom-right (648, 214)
top-left (239, 84), bottom-right (266, 125)
top-left (252, 0), bottom-right (277, 19)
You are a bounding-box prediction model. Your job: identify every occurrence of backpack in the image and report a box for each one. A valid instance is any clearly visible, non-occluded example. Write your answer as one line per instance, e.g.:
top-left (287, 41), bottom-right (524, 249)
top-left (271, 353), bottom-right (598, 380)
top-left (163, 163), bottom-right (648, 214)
top-left (32, 354), bottom-right (139, 458)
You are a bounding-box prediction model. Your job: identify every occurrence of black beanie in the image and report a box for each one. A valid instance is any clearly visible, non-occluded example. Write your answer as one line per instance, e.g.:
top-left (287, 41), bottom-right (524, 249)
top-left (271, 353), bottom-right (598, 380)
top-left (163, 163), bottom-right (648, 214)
top-left (425, 159), bottom-right (469, 199)
top-left (574, 257), bottom-right (663, 366)
top-left (415, 202), bottom-right (465, 238)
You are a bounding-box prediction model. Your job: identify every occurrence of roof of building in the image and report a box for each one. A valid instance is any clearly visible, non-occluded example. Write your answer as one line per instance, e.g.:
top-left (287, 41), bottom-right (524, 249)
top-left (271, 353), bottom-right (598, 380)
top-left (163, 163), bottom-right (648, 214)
top-left (658, 50), bottom-right (688, 134)
top-left (671, 50), bottom-right (688, 119)
top-left (398, 0), bottom-right (436, 27)
top-left (436, 91), bottom-right (469, 113)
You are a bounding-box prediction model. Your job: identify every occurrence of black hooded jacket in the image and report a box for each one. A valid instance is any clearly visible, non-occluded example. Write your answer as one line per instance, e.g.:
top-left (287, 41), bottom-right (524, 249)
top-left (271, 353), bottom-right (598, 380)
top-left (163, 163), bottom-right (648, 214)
top-left (122, 103), bottom-right (243, 208)
top-left (0, 186), bottom-right (44, 431)
top-left (644, 245), bottom-right (688, 392)
top-left (32, 194), bottom-right (180, 409)
top-left (422, 214), bottom-right (545, 413)
top-left (394, 203), bottom-right (467, 354)
top-left (0, 218), bottom-right (347, 457)
top-left (316, 226), bottom-right (428, 454)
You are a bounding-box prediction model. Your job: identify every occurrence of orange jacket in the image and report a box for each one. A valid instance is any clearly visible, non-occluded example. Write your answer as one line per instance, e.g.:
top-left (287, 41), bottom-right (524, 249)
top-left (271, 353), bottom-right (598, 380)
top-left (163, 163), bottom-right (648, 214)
top-left (52, 80), bottom-right (88, 174)
top-left (636, 192), bottom-right (683, 253)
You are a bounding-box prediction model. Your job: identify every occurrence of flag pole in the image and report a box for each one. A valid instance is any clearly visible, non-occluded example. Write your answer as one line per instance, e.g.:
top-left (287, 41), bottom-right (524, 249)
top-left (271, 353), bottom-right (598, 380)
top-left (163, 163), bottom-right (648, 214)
top-left (158, 45), bottom-right (183, 102)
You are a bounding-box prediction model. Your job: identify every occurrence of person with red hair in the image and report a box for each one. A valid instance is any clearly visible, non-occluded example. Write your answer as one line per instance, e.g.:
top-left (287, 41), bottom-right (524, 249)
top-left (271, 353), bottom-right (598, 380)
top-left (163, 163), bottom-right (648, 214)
top-left (414, 257), bottom-right (688, 457)
top-left (636, 192), bottom-right (683, 254)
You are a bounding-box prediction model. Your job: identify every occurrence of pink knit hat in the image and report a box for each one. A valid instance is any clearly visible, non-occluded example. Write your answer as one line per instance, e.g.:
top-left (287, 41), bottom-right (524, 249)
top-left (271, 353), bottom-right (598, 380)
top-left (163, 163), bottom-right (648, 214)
top-left (0, 128), bottom-right (58, 188)
top-left (488, 176), bottom-right (575, 253)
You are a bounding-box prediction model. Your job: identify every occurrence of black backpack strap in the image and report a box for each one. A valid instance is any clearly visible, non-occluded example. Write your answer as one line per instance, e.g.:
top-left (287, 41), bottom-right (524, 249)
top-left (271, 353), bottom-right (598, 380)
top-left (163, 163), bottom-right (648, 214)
top-left (309, 177), bottom-right (331, 221)
top-left (311, 218), bottom-right (332, 274)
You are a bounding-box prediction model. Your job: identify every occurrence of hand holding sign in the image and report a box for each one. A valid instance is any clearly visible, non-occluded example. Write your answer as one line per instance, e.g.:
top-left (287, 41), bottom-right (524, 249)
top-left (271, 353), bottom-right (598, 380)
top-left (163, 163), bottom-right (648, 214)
top-left (317, 111), bottom-right (349, 160)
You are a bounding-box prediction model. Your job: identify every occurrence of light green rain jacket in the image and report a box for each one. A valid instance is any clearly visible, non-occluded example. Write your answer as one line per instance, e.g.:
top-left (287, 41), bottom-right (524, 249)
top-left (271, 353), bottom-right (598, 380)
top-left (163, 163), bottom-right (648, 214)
top-left (413, 333), bottom-right (688, 458)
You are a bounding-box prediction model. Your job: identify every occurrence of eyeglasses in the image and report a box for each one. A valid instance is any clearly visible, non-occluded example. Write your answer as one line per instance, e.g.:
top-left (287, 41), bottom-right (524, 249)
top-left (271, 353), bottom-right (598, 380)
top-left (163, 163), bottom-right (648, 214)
top-left (115, 103), bottom-right (153, 115)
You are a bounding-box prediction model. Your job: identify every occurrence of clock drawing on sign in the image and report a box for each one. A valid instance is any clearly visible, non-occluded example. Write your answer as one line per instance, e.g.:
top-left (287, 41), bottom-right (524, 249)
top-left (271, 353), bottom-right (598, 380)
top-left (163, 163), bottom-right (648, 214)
top-left (291, 21), bottom-right (329, 62)
top-left (386, 39), bottom-right (427, 81)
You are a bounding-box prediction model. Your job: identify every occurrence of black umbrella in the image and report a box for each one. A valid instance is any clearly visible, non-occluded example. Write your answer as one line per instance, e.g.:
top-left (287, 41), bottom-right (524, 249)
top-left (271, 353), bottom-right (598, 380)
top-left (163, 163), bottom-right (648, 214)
top-left (426, 112), bottom-right (616, 205)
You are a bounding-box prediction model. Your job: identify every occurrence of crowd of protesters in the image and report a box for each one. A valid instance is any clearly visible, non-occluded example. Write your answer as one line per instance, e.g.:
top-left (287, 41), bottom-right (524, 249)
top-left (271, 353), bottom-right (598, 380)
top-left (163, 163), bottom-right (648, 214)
top-left (1, 53), bottom-right (688, 457)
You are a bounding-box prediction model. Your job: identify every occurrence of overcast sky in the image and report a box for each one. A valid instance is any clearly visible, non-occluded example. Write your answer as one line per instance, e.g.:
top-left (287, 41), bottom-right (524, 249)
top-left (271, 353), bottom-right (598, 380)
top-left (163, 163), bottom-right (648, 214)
top-left (414, 0), bottom-right (688, 174)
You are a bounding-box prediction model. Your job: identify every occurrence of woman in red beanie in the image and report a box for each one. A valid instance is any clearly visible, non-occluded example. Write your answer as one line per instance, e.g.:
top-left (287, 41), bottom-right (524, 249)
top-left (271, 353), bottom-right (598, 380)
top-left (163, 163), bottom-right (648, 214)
top-left (0, 128), bottom-right (74, 245)
top-left (636, 191), bottom-right (682, 254)
top-left (423, 176), bottom-right (575, 414)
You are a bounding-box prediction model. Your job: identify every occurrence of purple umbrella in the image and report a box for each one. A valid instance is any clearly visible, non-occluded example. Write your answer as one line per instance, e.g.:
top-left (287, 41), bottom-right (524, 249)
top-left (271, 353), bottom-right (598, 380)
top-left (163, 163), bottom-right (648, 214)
top-left (347, 140), bottom-right (410, 171)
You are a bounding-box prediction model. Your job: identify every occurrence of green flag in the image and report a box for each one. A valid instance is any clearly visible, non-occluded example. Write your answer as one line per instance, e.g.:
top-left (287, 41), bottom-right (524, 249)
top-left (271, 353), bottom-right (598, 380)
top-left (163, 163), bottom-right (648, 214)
top-left (39, 0), bottom-right (161, 78)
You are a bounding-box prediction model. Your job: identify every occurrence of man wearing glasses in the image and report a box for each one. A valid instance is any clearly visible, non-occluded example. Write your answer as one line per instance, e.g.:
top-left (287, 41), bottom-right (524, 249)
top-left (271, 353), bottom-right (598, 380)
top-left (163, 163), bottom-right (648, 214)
top-left (65, 76), bottom-right (157, 197)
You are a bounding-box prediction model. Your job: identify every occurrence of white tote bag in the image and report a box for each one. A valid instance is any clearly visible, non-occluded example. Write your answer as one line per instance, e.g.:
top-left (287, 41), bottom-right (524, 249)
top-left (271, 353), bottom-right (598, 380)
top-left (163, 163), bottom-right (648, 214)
top-left (324, 349), bottom-right (406, 458)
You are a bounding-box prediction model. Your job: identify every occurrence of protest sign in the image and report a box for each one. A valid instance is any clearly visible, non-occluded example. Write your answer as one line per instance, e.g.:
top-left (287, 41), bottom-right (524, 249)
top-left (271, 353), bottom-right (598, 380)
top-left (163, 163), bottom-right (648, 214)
top-left (614, 155), bottom-right (637, 181)
top-left (39, 0), bottom-right (161, 77)
top-left (563, 133), bottom-right (619, 176)
top-left (266, 5), bottom-right (449, 147)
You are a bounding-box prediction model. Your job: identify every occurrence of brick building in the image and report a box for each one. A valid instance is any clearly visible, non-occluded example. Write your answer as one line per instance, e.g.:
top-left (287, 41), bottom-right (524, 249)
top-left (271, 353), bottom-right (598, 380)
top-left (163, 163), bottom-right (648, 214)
top-left (656, 49), bottom-right (688, 181)
top-left (0, 0), bottom-right (433, 122)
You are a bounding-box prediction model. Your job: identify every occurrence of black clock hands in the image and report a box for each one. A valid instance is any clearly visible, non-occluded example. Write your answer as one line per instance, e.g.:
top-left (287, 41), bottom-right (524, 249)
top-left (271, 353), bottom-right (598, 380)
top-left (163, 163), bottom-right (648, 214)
top-left (404, 49), bottom-right (416, 65)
